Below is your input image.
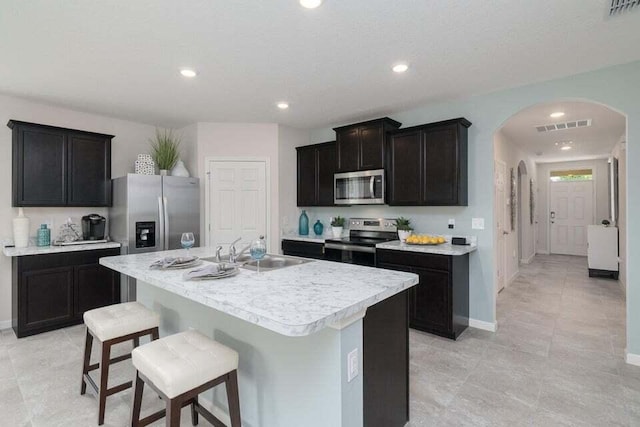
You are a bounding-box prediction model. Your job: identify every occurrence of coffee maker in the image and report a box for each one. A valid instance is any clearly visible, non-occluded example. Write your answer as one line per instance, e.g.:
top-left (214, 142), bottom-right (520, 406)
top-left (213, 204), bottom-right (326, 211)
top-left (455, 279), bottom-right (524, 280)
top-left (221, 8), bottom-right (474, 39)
top-left (81, 214), bottom-right (106, 240)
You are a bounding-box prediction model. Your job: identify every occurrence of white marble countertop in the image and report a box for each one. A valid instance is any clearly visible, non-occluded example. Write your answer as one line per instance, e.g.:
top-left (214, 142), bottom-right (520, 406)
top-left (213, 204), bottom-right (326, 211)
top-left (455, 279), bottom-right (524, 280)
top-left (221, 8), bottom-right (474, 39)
top-left (281, 234), bottom-right (332, 243)
top-left (3, 242), bottom-right (121, 257)
top-left (376, 240), bottom-right (477, 256)
top-left (100, 247), bottom-right (418, 337)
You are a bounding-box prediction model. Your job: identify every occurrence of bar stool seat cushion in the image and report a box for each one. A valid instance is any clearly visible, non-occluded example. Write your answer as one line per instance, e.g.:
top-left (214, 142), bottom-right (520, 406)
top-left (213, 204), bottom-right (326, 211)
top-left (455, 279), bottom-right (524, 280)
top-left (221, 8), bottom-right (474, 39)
top-left (84, 302), bottom-right (160, 342)
top-left (132, 330), bottom-right (239, 399)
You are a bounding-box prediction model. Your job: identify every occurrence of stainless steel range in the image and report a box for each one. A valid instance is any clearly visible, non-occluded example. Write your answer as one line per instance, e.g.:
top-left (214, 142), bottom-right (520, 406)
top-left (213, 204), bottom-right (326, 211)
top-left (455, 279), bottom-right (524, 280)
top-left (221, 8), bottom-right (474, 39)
top-left (324, 218), bottom-right (397, 267)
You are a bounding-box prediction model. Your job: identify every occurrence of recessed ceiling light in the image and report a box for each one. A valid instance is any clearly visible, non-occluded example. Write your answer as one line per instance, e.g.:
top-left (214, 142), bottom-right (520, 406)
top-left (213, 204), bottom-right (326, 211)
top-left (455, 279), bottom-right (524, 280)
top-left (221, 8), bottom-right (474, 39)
top-left (392, 63), bottom-right (409, 73)
top-left (277, 102), bottom-right (289, 110)
top-left (550, 111), bottom-right (565, 118)
top-left (561, 146), bottom-right (572, 151)
top-left (180, 69), bottom-right (197, 78)
top-left (300, 0), bottom-right (322, 8)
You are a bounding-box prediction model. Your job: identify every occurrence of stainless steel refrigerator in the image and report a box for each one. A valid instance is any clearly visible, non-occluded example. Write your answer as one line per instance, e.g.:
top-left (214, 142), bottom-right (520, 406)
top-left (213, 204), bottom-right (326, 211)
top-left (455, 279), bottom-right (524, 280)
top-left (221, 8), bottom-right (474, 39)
top-left (109, 174), bottom-right (200, 300)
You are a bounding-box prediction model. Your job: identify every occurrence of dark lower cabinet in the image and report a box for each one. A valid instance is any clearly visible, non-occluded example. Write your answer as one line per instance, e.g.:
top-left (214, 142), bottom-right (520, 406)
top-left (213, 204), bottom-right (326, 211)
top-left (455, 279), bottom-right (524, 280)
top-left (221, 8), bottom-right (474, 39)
top-left (12, 248), bottom-right (121, 338)
top-left (363, 290), bottom-right (409, 427)
top-left (281, 239), bottom-right (325, 259)
top-left (377, 249), bottom-right (469, 340)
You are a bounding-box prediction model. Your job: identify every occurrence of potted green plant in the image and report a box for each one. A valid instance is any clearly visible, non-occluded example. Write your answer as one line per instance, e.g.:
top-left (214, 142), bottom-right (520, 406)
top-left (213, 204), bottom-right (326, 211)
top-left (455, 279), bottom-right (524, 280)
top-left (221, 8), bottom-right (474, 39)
top-left (149, 128), bottom-right (181, 175)
top-left (331, 216), bottom-right (345, 238)
top-left (395, 217), bottom-right (413, 242)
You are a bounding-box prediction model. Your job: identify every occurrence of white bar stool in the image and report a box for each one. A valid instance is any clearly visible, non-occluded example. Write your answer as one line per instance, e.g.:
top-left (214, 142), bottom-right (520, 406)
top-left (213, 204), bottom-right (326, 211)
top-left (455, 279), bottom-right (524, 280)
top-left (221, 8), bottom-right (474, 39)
top-left (130, 329), bottom-right (241, 427)
top-left (81, 302), bottom-right (160, 425)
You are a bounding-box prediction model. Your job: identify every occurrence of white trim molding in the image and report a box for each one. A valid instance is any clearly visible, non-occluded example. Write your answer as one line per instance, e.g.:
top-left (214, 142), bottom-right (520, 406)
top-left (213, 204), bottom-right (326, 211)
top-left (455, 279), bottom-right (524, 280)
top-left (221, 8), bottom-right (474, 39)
top-left (0, 319), bottom-right (12, 330)
top-left (520, 252), bottom-right (536, 264)
top-left (469, 318), bottom-right (497, 332)
top-left (626, 352), bottom-right (640, 366)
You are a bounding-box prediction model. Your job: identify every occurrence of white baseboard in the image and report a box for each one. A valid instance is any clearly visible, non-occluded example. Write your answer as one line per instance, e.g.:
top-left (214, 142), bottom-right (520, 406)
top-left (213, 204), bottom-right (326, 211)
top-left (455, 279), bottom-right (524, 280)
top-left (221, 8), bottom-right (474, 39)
top-left (536, 250), bottom-right (549, 255)
top-left (0, 319), bottom-right (11, 330)
top-left (198, 395), bottom-right (231, 425)
top-left (469, 318), bottom-right (497, 332)
top-left (626, 352), bottom-right (640, 366)
top-left (521, 253), bottom-right (536, 264)
top-left (507, 271), bottom-right (520, 286)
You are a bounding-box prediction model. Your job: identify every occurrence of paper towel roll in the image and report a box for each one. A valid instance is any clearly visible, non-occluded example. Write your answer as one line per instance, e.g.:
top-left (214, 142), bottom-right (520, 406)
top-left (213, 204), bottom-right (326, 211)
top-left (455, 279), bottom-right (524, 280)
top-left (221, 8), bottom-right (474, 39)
top-left (13, 208), bottom-right (30, 248)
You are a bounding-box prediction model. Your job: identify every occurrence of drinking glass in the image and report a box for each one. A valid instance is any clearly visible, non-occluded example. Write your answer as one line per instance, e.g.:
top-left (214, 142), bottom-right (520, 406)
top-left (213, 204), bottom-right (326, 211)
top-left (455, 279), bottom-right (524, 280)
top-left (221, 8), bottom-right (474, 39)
top-left (250, 236), bottom-right (267, 273)
top-left (181, 232), bottom-right (195, 255)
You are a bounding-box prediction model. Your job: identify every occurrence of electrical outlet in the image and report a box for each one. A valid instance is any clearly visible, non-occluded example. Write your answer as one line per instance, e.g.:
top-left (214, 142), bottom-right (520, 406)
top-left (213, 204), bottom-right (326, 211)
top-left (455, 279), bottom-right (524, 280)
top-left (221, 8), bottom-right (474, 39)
top-left (448, 219), bottom-right (455, 229)
top-left (347, 348), bottom-right (358, 382)
top-left (472, 218), bottom-right (485, 230)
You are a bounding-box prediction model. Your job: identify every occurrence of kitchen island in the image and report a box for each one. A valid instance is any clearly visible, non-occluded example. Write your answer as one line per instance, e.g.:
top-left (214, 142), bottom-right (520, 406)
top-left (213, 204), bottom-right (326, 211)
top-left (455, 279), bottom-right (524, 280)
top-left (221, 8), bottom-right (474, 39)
top-left (100, 247), bottom-right (418, 427)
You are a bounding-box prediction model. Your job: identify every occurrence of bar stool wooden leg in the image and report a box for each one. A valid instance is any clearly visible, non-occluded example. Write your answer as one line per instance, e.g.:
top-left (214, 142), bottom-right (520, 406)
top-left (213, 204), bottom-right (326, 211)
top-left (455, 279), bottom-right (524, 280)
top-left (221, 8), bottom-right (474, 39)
top-left (80, 329), bottom-right (93, 395)
top-left (98, 341), bottom-right (112, 425)
top-left (130, 372), bottom-right (145, 427)
top-left (190, 397), bottom-right (199, 426)
top-left (226, 370), bottom-right (242, 427)
top-left (166, 398), bottom-right (182, 427)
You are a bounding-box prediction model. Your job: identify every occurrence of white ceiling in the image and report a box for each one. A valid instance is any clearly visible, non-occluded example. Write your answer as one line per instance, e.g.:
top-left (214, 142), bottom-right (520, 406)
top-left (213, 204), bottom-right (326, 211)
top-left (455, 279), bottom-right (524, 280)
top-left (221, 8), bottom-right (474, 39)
top-left (500, 101), bottom-right (626, 163)
top-left (1, 1), bottom-right (639, 129)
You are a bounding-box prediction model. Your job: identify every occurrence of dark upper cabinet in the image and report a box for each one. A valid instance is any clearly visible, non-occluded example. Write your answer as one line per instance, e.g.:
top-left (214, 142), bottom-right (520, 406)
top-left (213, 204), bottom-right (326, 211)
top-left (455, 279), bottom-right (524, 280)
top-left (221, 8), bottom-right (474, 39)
top-left (296, 141), bottom-right (336, 207)
top-left (334, 117), bottom-right (401, 172)
top-left (387, 118), bottom-right (471, 206)
top-left (8, 120), bottom-right (114, 207)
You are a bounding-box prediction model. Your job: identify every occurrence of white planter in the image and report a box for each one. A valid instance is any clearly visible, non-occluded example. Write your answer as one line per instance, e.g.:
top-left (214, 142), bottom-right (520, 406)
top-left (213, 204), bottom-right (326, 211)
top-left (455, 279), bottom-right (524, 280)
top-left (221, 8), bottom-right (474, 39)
top-left (398, 230), bottom-right (412, 243)
top-left (171, 160), bottom-right (190, 177)
top-left (332, 226), bottom-right (343, 238)
top-left (13, 208), bottom-right (30, 248)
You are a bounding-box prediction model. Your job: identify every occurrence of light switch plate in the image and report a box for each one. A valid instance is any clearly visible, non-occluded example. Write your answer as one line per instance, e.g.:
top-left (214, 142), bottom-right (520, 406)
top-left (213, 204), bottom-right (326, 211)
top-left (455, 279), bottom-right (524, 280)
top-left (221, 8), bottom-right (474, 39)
top-left (347, 349), bottom-right (358, 382)
top-left (472, 218), bottom-right (485, 230)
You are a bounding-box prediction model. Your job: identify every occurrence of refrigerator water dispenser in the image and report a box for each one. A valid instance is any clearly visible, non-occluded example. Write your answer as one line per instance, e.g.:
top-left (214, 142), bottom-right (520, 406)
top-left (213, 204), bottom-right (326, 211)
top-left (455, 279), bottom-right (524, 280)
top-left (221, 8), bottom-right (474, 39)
top-left (136, 222), bottom-right (156, 248)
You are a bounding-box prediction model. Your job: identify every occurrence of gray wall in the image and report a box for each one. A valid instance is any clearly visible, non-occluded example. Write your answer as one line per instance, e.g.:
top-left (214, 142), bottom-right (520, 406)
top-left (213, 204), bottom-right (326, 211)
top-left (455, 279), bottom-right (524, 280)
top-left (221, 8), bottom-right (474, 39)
top-left (302, 61), bottom-right (640, 354)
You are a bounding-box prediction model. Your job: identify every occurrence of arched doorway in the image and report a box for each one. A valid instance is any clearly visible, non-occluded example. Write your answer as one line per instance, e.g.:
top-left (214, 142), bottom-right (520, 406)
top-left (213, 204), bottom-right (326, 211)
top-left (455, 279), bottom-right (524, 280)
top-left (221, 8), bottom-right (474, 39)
top-left (493, 99), bottom-right (628, 353)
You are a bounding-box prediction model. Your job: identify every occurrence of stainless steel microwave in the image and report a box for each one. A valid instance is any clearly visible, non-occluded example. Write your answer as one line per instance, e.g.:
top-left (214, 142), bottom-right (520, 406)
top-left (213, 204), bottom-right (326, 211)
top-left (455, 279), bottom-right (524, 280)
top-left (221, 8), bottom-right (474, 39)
top-left (334, 169), bottom-right (385, 205)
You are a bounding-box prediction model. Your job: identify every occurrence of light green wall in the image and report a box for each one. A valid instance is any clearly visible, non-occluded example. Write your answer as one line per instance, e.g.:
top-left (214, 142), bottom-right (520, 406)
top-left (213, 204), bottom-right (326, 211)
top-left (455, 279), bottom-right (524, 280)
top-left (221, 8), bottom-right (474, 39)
top-left (308, 61), bottom-right (640, 353)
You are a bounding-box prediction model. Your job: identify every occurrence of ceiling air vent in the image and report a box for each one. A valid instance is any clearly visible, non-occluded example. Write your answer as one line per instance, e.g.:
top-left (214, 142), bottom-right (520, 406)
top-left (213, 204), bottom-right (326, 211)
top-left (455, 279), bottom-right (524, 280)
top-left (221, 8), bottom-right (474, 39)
top-left (535, 119), bottom-right (592, 133)
top-left (609, 0), bottom-right (640, 15)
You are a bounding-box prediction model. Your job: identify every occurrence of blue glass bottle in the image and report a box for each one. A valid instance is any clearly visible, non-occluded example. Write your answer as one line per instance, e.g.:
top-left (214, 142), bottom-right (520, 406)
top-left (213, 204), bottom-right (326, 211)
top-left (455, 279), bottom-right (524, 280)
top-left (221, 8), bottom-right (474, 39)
top-left (37, 224), bottom-right (50, 247)
top-left (299, 210), bottom-right (309, 236)
top-left (313, 220), bottom-right (324, 236)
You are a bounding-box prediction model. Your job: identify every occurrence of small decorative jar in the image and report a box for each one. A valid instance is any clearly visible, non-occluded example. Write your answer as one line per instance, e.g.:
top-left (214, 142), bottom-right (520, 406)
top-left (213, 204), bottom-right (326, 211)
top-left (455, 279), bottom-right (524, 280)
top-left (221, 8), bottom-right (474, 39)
top-left (313, 220), bottom-right (324, 236)
top-left (37, 224), bottom-right (51, 247)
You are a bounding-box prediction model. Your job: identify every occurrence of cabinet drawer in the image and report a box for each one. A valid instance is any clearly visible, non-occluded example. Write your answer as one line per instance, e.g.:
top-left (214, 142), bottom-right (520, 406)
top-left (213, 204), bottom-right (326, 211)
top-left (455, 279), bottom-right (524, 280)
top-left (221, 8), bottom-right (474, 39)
top-left (282, 240), bottom-right (325, 259)
top-left (377, 249), bottom-right (450, 272)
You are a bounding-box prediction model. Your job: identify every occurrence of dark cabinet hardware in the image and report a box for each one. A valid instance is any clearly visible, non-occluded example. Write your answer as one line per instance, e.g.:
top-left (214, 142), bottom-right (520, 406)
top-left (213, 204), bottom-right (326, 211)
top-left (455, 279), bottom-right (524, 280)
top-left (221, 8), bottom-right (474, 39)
top-left (8, 120), bottom-right (113, 207)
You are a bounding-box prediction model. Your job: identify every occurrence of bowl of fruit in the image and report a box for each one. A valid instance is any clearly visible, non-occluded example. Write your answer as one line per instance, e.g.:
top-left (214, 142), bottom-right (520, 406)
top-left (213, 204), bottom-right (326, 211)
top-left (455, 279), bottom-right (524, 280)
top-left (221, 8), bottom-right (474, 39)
top-left (405, 234), bottom-right (447, 245)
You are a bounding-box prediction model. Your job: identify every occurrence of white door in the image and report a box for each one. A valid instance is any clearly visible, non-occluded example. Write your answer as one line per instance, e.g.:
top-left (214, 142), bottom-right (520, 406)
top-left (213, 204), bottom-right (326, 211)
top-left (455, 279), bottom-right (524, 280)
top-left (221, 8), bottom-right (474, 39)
top-left (495, 160), bottom-right (508, 295)
top-left (549, 180), bottom-right (593, 256)
top-left (207, 160), bottom-right (268, 251)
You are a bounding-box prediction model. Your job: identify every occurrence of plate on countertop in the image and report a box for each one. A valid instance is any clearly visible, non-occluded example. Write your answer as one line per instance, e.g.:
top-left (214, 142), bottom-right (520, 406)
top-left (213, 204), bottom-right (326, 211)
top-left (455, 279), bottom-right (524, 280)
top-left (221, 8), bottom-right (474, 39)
top-left (183, 264), bottom-right (240, 281)
top-left (150, 256), bottom-right (202, 270)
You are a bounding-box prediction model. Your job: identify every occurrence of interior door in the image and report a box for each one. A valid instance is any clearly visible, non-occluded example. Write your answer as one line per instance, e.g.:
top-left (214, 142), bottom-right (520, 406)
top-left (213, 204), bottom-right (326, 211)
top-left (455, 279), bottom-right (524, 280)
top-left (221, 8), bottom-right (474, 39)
top-left (495, 160), bottom-right (507, 294)
top-left (550, 180), bottom-right (594, 256)
top-left (208, 160), bottom-right (267, 251)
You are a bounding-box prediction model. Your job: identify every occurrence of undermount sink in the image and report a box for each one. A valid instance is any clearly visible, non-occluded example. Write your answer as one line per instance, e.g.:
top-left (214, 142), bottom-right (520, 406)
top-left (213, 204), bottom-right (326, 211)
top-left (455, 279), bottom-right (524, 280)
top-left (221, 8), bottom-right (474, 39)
top-left (201, 254), bottom-right (253, 264)
top-left (242, 255), bottom-right (312, 271)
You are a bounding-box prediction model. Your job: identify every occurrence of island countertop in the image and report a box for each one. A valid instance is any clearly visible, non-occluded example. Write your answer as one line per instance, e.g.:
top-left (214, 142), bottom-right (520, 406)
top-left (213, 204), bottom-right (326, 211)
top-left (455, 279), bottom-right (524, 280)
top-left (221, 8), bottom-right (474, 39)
top-left (100, 247), bottom-right (418, 337)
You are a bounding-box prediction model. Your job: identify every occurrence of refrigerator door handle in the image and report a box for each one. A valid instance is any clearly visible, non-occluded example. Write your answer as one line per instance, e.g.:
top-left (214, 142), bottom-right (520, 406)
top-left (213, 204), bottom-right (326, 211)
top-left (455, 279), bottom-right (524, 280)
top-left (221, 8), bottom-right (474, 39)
top-left (163, 197), bottom-right (169, 250)
top-left (158, 196), bottom-right (165, 251)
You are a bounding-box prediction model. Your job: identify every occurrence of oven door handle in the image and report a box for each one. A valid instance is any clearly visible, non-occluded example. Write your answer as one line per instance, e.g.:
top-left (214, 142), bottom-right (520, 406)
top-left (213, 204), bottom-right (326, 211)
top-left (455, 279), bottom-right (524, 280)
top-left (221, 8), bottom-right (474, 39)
top-left (324, 243), bottom-right (376, 254)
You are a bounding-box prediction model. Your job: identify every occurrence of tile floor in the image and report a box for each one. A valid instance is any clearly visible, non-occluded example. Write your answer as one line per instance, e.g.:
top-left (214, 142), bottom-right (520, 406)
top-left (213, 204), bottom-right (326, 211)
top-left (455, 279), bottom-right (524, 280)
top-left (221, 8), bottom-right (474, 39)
top-left (0, 254), bottom-right (636, 426)
top-left (409, 254), bottom-right (638, 426)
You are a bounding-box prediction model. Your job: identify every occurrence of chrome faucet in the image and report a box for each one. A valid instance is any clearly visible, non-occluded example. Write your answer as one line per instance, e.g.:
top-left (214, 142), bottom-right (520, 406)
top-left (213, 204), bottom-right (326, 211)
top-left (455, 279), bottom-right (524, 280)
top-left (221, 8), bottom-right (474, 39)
top-left (229, 237), bottom-right (242, 264)
top-left (215, 246), bottom-right (223, 263)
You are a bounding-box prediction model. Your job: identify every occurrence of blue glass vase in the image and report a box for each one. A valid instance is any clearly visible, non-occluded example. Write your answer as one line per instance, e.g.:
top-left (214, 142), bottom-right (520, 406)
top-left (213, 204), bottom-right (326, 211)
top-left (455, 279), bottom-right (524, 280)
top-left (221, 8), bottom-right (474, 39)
top-left (299, 210), bottom-right (309, 236)
top-left (37, 224), bottom-right (50, 247)
top-left (313, 220), bottom-right (324, 236)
